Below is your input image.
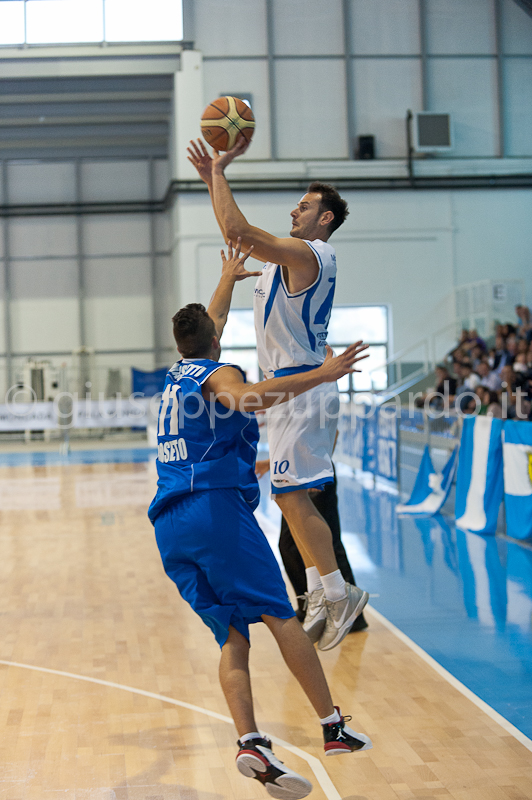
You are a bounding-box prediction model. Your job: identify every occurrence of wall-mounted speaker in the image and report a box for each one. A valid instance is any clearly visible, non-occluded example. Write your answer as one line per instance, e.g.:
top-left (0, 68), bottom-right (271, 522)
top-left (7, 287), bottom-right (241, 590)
top-left (356, 135), bottom-right (375, 159)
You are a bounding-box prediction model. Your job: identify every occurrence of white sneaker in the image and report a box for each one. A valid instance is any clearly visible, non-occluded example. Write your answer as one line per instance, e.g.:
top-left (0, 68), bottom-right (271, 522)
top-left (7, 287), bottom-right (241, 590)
top-left (300, 589), bottom-right (326, 644)
top-left (318, 584), bottom-right (369, 651)
top-left (236, 736), bottom-right (312, 799)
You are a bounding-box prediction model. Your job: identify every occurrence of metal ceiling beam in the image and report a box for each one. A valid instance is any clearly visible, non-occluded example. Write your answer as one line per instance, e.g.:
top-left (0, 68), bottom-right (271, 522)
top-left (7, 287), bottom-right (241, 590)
top-left (0, 91), bottom-right (172, 105)
top-left (0, 115), bottom-right (169, 128)
top-left (1, 171), bottom-right (532, 219)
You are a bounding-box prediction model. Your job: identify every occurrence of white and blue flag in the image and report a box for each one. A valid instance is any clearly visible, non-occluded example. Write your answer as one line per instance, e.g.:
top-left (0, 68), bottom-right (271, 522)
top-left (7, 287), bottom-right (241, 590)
top-left (455, 416), bottom-right (504, 534)
top-left (396, 445), bottom-right (457, 515)
top-left (503, 420), bottom-right (532, 541)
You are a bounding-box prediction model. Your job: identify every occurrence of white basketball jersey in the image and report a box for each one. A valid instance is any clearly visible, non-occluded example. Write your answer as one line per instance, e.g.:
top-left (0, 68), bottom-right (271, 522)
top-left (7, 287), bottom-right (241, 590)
top-left (253, 239), bottom-right (337, 377)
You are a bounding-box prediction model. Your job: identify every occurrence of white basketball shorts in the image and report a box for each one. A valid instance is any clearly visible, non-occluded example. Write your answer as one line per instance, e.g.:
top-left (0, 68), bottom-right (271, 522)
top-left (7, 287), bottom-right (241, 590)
top-left (266, 382), bottom-right (339, 494)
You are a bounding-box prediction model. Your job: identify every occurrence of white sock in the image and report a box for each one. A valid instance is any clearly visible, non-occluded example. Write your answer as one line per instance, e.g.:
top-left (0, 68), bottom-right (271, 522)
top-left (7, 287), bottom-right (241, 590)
top-left (320, 708), bottom-right (341, 725)
top-left (305, 566), bottom-right (323, 593)
top-left (240, 731), bottom-right (262, 744)
top-left (321, 569), bottom-right (346, 602)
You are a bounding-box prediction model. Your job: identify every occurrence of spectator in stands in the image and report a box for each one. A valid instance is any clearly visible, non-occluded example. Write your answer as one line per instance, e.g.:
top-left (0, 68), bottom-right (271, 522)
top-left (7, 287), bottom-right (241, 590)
top-left (477, 360), bottom-right (502, 392)
top-left (493, 335), bottom-right (512, 372)
top-left (516, 305), bottom-right (532, 341)
top-left (506, 335), bottom-right (518, 365)
top-left (470, 344), bottom-right (484, 370)
top-left (415, 364), bottom-right (458, 409)
top-left (514, 353), bottom-right (529, 375)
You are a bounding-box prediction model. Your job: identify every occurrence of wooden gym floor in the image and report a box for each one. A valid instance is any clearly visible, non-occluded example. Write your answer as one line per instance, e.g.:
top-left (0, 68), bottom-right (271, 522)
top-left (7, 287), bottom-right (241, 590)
top-left (0, 457), bottom-right (531, 800)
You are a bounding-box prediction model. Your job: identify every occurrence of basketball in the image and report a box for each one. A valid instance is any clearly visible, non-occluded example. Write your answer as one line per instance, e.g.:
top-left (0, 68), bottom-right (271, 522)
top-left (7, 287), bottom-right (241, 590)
top-left (200, 96), bottom-right (255, 151)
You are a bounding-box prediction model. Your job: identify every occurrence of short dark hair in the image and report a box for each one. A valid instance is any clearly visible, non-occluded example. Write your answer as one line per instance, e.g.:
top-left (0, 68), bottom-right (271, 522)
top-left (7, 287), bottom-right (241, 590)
top-left (307, 181), bottom-right (349, 234)
top-left (172, 303), bottom-right (216, 358)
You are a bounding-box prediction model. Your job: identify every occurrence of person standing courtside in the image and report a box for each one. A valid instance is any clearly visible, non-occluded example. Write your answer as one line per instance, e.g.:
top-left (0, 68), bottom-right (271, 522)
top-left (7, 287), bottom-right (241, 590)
top-left (187, 136), bottom-right (368, 651)
top-left (148, 242), bottom-right (372, 799)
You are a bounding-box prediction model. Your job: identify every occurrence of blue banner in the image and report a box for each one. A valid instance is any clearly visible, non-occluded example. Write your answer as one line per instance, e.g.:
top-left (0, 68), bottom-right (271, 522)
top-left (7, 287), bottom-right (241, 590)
top-left (397, 445), bottom-right (457, 515)
top-left (503, 420), bottom-right (532, 541)
top-left (455, 416), bottom-right (504, 534)
top-left (131, 367), bottom-right (168, 397)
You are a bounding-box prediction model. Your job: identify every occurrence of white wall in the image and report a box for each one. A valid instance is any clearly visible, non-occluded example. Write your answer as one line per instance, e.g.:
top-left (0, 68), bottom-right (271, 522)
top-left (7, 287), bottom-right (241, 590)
top-left (172, 184), bottom-right (532, 358)
top-left (191, 0), bottom-right (532, 160)
top-left (0, 158), bottom-right (174, 396)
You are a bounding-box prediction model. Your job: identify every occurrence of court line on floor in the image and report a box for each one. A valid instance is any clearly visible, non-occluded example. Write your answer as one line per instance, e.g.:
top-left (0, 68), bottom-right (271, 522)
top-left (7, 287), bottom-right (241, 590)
top-left (0, 659), bottom-right (342, 800)
top-left (366, 606), bottom-right (532, 753)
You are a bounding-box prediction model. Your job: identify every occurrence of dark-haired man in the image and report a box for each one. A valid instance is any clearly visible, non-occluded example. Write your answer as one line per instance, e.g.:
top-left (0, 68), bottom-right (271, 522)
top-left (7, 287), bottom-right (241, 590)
top-left (187, 137), bottom-right (366, 653)
top-left (149, 242), bottom-right (371, 799)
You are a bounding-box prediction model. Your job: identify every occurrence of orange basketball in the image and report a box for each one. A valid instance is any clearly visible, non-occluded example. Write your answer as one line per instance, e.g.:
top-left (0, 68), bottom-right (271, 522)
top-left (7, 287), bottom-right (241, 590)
top-left (200, 96), bottom-right (255, 152)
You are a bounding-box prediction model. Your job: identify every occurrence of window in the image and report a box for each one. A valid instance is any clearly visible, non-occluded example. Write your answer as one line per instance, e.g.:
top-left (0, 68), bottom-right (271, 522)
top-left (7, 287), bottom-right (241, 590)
top-left (0, 0), bottom-right (183, 46)
top-left (220, 305), bottom-right (389, 397)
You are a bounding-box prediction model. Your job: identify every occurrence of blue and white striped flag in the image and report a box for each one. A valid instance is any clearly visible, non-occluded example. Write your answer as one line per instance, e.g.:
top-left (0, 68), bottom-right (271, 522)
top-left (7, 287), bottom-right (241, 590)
top-left (455, 416), bottom-right (504, 534)
top-left (503, 420), bottom-right (532, 541)
top-left (397, 445), bottom-right (457, 515)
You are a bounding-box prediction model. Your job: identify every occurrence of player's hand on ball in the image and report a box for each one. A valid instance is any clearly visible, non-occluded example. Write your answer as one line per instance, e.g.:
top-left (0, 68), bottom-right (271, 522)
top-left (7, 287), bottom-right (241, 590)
top-left (187, 138), bottom-right (213, 184)
top-left (212, 135), bottom-right (251, 171)
top-left (220, 237), bottom-right (261, 282)
top-left (320, 342), bottom-right (369, 382)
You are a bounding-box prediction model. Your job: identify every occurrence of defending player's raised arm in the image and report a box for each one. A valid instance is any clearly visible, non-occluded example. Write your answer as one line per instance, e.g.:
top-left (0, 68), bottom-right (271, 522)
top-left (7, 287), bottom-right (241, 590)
top-left (207, 239), bottom-right (260, 338)
top-left (204, 343), bottom-right (369, 412)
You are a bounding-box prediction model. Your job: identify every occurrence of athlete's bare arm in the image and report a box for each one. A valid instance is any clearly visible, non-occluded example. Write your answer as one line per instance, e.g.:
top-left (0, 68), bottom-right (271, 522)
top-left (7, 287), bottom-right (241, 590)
top-left (188, 136), bottom-right (320, 284)
top-left (211, 141), bottom-right (317, 271)
top-left (207, 239), bottom-right (259, 338)
top-left (203, 343), bottom-right (369, 412)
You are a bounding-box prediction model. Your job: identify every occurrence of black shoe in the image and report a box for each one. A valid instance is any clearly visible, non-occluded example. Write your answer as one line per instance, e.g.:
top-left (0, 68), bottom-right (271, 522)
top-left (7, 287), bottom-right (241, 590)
top-left (236, 736), bottom-right (312, 799)
top-left (349, 612), bottom-right (369, 632)
top-left (322, 707), bottom-right (373, 756)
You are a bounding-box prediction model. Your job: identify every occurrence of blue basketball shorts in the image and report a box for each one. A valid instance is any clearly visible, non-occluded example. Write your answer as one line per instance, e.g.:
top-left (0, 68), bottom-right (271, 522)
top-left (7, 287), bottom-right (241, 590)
top-left (154, 488), bottom-right (295, 648)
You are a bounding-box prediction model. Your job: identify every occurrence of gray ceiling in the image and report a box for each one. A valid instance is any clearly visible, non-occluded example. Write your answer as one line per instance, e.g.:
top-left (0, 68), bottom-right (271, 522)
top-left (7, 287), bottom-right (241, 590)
top-left (0, 73), bottom-right (173, 160)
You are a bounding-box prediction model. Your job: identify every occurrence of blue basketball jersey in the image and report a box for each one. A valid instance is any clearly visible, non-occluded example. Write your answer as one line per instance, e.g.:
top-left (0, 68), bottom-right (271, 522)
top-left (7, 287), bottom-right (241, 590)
top-left (148, 358), bottom-right (260, 523)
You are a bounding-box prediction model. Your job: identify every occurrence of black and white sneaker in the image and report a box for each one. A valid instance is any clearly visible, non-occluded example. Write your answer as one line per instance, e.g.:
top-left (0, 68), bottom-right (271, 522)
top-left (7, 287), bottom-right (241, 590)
top-left (322, 707), bottom-right (373, 756)
top-left (236, 736), bottom-right (312, 799)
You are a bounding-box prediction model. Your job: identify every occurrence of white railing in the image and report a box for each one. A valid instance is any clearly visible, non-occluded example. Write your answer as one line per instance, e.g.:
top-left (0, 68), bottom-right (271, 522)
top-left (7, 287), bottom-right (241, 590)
top-left (369, 321), bottom-right (458, 394)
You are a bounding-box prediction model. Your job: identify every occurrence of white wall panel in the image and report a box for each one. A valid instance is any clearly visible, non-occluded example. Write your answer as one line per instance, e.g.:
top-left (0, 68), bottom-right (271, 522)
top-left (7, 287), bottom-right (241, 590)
top-left (10, 259), bottom-right (78, 299)
top-left (334, 235), bottom-right (454, 353)
top-left (154, 254), bottom-right (176, 355)
top-left (82, 215), bottom-right (151, 255)
top-left (84, 256), bottom-right (151, 297)
top-left (81, 161), bottom-right (150, 202)
top-left (350, 0), bottom-right (420, 55)
top-left (7, 162), bottom-right (76, 205)
top-left (11, 298), bottom-right (79, 353)
top-left (274, 59), bottom-right (348, 159)
top-left (272, 0), bottom-right (344, 55)
top-left (154, 158), bottom-right (170, 198)
top-left (203, 60), bottom-right (271, 160)
top-left (193, 0), bottom-right (267, 57)
top-left (426, 0), bottom-right (495, 55)
top-left (452, 190), bottom-right (532, 303)
top-left (501, 0), bottom-right (532, 54)
top-left (9, 217), bottom-right (77, 258)
top-left (154, 213), bottom-right (171, 252)
top-left (84, 296), bottom-right (154, 350)
top-left (352, 59), bottom-right (422, 158)
top-left (427, 59), bottom-right (498, 156)
top-left (504, 59), bottom-right (532, 156)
